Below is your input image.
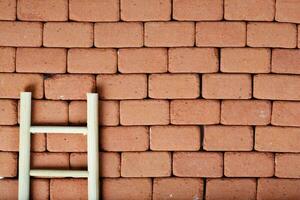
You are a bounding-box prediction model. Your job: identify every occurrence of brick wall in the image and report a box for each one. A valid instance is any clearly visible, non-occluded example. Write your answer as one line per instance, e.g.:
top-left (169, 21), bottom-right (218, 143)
top-left (0, 0), bottom-right (300, 199)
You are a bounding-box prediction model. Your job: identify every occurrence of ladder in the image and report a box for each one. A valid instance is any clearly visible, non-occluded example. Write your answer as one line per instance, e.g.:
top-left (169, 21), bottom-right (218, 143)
top-left (18, 92), bottom-right (99, 200)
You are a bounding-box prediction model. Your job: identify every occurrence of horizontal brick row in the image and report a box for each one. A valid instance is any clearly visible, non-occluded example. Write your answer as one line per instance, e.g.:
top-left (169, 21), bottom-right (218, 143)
top-left (0, 21), bottom-right (300, 47)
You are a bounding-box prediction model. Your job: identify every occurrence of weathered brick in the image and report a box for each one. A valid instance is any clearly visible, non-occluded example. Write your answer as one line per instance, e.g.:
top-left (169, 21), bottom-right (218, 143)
top-left (173, 152), bottom-right (223, 177)
top-left (121, 152), bottom-right (171, 177)
top-left (224, 152), bottom-right (274, 177)
top-left (196, 22), bottom-right (246, 47)
top-left (255, 126), bottom-right (300, 152)
top-left (69, 0), bottom-right (119, 22)
top-left (47, 134), bottom-right (86, 152)
top-left (0, 73), bottom-right (43, 99)
top-left (69, 100), bottom-right (119, 126)
top-left (102, 178), bottom-right (152, 200)
top-left (171, 100), bottom-right (220, 125)
top-left (121, 0), bottom-right (171, 21)
top-left (68, 48), bottom-right (117, 74)
top-left (120, 100), bottom-right (169, 125)
top-left (275, 153), bottom-right (300, 178)
top-left (276, 0), bottom-right (300, 23)
top-left (45, 74), bottom-right (95, 100)
top-left (94, 22), bottom-right (143, 48)
top-left (97, 74), bottom-right (147, 99)
top-left (169, 48), bottom-right (219, 73)
top-left (153, 178), bottom-right (203, 200)
top-left (150, 126), bottom-right (200, 151)
top-left (272, 49), bottom-right (300, 74)
top-left (101, 126), bottom-right (149, 151)
top-left (31, 152), bottom-right (69, 169)
top-left (254, 74), bottom-right (300, 100)
top-left (43, 22), bottom-right (93, 47)
top-left (204, 125), bottom-right (253, 151)
top-left (17, 0), bottom-right (68, 21)
top-left (0, 152), bottom-right (17, 177)
top-left (221, 100), bottom-right (271, 125)
top-left (206, 178), bottom-right (257, 200)
top-left (145, 22), bottom-right (194, 47)
top-left (70, 152), bottom-right (120, 177)
top-left (149, 74), bottom-right (200, 99)
top-left (247, 22), bottom-right (297, 48)
top-left (257, 178), bottom-right (300, 200)
top-left (272, 101), bottom-right (300, 126)
top-left (0, 22), bottom-right (42, 47)
top-left (0, 47), bottom-right (15, 72)
top-left (202, 74), bottom-right (252, 99)
top-left (221, 48), bottom-right (271, 73)
top-left (16, 48), bottom-right (66, 73)
top-left (173, 0), bottom-right (223, 21)
top-left (0, 100), bottom-right (17, 125)
top-left (224, 0), bottom-right (275, 21)
top-left (0, 0), bottom-right (16, 20)
top-left (50, 179), bottom-right (87, 200)
top-left (118, 48), bottom-right (167, 73)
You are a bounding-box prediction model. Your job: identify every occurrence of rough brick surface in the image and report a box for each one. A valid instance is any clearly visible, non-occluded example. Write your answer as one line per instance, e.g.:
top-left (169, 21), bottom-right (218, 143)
top-left (0, 100), bottom-right (17, 125)
top-left (0, 0), bottom-right (16, 20)
top-left (0, 152), bottom-right (17, 177)
top-left (276, 0), bottom-right (300, 23)
top-left (272, 49), bottom-right (300, 74)
top-left (272, 101), bottom-right (300, 126)
top-left (47, 134), bottom-right (86, 152)
top-left (275, 153), bottom-right (300, 178)
top-left (0, 47), bottom-right (15, 72)
top-left (50, 179), bottom-right (87, 200)
top-left (31, 152), bottom-right (69, 169)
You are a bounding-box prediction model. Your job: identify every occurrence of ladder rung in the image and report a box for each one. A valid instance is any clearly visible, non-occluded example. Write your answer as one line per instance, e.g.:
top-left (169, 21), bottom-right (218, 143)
top-left (30, 169), bottom-right (88, 178)
top-left (30, 126), bottom-right (88, 134)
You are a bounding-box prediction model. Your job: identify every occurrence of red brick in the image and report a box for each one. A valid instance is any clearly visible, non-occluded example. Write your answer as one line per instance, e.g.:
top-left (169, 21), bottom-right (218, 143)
top-left (97, 74), bottom-right (147, 99)
top-left (153, 178), bottom-right (203, 200)
top-left (0, 22), bottom-right (42, 47)
top-left (70, 152), bottom-right (120, 177)
top-left (0, 47), bottom-right (15, 72)
top-left (101, 126), bottom-right (149, 151)
top-left (45, 74), bottom-right (95, 100)
top-left (43, 22), bottom-right (93, 47)
top-left (202, 74), bottom-right (252, 99)
top-left (150, 126), bottom-right (200, 151)
top-left (0, 73), bottom-right (43, 99)
top-left (171, 100), bottom-right (220, 125)
top-left (275, 153), bottom-right (300, 178)
top-left (95, 22), bottom-right (143, 48)
top-left (204, 125), bottom-right (253, 151)
top-left (272, 49), bottom-right (300, 74)
top-left (254, 74), bottom-right (300, 100)
top-left (120, 100), bottom-right (169, 125)
top-left (16, 48), bottom-right (66, 73)
top-left (50, 179), bottom-right (87, 200)
top-left (69, 0), bottom-right (119, 22)
top-left (0, 179), bottom-right (49, 200)
top-left (173, 152), bottom-right (223, 177)
top-left (0, 100), bottom-right (17, 125)
top-left (224, 0), bottom-right (275, 21)
top-left (47, 134), bottom-right (86, 152)
top-left (121, 152), bottom-right (171, 177)
top-left (121, 0), bottom-right (171, 21)
top-left (196, 22), bottom-right (246, 47)
top-left (257, 178), bottom-right (300, 200)
top-left (118, 48), bottom-right (167, 73)
top-left (272, 101), bottom-right (300, 126)
top-left (31, 152), bottom-right (69, 169)
top-left (221, 100), bottom-right (271, 125)
top-left (145, 22), bottom-right (194, 47)
top-left (69, 100), bottom-right (119, 126)
top-left (149, 74), bottom-right (200, 99)
top-left (276, 0), bottom-right (300, 23)
top-left (206, 178), bottom-right (257, 200)
top-left (0, 152), bottom-right (17, 177)
top-left (0, 126), bottom-right (45, 152)
top-left (224, 152), bottom-right (274, 177)
top-left (173, 0), bottom-right (223, 21)
top-left (169, 48), bottom-right (219, 73)
top-left (247, 22), bottom-right (297, 48)
top-left (17, 0), bottom-right (68, 21)
top-left (221, 48), bottom-right (271, 73)
top-left (68, 48), bottom-right (117, 74)
top-left (102, 178), bottom-right (152, 200)
top-left (255, 126), bottom-right (300, 152)
top-left (0, 0), bottom-right (16, 20)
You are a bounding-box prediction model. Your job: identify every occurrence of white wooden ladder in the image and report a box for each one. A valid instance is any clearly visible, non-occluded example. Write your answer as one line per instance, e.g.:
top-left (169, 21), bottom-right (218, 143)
top-left (18, 92), bottom-right (99, 200)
